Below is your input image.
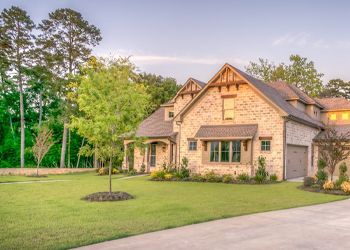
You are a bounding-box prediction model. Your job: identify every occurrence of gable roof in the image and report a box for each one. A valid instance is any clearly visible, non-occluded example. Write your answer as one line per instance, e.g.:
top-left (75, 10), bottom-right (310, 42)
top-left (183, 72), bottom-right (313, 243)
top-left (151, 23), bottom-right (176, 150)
top-left (192, 78), bottom-right (206, 88)
top-left (315, 97), bottom-right (350, 111)
top-left (136, 107), bottom-right (174, 138)
top-left (314, 124), bottom-right (350, 141)
top-left (269, 81), bottom-right (323, 108)
top-left (177, 63), bottom-right (324, 128)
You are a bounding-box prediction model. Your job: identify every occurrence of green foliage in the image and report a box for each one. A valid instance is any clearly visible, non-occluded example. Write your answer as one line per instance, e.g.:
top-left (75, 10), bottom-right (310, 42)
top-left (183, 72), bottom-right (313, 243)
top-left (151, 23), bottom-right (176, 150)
top-left (222, 174), bottom-right (234, 183)
top-left (254, 156), bottom-right (269, 183)
top-left (179, 157), bottom-right (190, 178)
top-left (190, 173), bottom-right (205, 182)
top-left (320, 79), bottom-right (350, 99)
top-left (203, 171), bottom-right (221, 182)
top-left (237, 173), bottom-right (250, 182)
top-left (269, 174), bottom-right (278, 182)
top-left (316, 158), bottom-right (328, 185)
top-left (246, 55), bottom-right (324, 97)
top-left (97, 167), bottom-right (119, 176)
top-left (336, 162), bottom-right (349, 188)
top-left (304, 176), bottom-right (316, 187)
top-left (150, 170), bottom-right (166, 180)
top-left (140, 163), bottom-right (145, 173)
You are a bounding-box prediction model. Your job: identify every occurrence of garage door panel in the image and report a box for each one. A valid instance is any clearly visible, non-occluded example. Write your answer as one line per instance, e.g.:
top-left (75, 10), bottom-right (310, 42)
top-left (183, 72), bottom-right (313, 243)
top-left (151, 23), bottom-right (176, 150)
top-left (286, 145), bottom-right (308, 179)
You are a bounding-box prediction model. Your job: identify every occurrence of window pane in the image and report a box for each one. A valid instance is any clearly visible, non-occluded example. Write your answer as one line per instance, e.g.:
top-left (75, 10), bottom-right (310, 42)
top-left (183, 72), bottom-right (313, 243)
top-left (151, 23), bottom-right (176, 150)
top-left (330, 113), bottom-right (337, 120)
top-left (189, 141), bottom-right (197, 151)
top-left (150, 144), bottom-right (156, 166)
top-left (223, 98), bottom-right (235, 120)
top-left (231, 141), bottom-right (241, 162)
top-left (169, 111), bottom-right (174, 118)
top-left (223, 98), bottom-right (234, 109)
top-left (342, 113), bottom-right (349, 120)
top-left (261, 140), bottom-right (271, 151)
top-left (210, 141), bottom-right (219, 162)
top-left (224, 109), bottom-right (234, 120)
top-left (221, 141), bottom-right (230, 162)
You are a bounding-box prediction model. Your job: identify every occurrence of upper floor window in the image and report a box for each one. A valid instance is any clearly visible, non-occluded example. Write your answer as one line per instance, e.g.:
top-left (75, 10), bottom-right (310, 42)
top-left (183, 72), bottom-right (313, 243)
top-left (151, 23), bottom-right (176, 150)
top-left (223, 97), bottom-right (235, 120)
top-left (168, 111), bottom-right (174, 118)
top-left (330, 113), bottom-right (337, 121)
top-left (342, 112), bottom-right (349, 120)
top-left (188, 141), bottom-right (197, 151)
top-left (261, 140), bottom-right (271, 151)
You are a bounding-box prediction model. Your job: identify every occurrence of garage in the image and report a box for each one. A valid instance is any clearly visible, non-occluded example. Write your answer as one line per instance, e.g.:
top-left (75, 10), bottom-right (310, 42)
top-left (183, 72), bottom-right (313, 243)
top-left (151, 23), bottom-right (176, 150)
top-left (286, 145), bottom-right (308, 179)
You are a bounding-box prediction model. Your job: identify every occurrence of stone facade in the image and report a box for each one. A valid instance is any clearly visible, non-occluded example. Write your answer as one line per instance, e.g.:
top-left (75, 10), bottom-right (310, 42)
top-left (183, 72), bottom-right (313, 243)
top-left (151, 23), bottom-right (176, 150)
top-left (177, 84), bottom-right (285, 179)
top-left (285, 120), bottom-right (320, 176)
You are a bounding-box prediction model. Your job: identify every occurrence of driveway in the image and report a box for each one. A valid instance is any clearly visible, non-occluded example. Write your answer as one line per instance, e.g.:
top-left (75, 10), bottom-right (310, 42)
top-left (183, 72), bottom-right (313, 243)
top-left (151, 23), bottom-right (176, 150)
top-left (77, 198), bottom-right (350, 250)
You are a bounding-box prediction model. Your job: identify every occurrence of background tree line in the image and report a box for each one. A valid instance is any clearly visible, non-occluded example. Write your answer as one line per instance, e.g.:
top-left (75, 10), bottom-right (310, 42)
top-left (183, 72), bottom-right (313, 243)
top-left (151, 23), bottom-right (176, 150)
top-left (0, 6), bottom-right (180, 168)
top-left (246, 54), bottom-right (350, 98)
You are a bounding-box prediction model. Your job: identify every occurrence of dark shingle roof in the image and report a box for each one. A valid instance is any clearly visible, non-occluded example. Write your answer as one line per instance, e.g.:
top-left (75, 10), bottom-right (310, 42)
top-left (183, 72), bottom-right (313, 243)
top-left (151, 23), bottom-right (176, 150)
top-left (315, 97), bottom-right (350, 111)
top-left (195, 124), bottom-right (258, 138)
top-left (314, 124), bottom-right (350, 140)
top-left (232, 66), bottom-right (324, 128)
top-left (136, 107), bottom-right (173, 138)
top-left (192, 78), bottom-right (206, 88)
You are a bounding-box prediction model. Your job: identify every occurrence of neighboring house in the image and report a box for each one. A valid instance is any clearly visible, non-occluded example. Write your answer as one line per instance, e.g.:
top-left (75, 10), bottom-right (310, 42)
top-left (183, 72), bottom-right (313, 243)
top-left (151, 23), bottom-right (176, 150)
top-left (123, 63), bottom-right (350, 179)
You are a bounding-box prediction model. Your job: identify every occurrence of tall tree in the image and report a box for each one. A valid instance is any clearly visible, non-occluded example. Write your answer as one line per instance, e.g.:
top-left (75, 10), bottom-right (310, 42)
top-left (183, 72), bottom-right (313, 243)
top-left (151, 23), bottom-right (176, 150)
top-left (37, 8), bottom-right (102, 168)
top-left (138, 73), bottom-right (180, 114)
top-left (71, 59), bottom-right (150, 193)
top-left (246, 54), bottom-right (324, 97)
top-left (0, 6), bottom-right (35, 168)
top-left (319, 79), bottom-right (350, 99)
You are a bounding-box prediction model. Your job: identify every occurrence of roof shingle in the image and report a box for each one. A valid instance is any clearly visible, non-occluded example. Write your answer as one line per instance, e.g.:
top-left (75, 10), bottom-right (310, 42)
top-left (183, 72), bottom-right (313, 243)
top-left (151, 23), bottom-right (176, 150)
top-left (315, 97), bottom-right (350, 111)
top-left (195, 124), bottom-right (258, 139)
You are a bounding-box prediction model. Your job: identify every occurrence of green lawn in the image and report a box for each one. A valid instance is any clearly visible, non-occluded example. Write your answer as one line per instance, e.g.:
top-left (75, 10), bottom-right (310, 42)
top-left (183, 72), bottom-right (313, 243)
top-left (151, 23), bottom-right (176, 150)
top-left (0, 172), bottom-right (346, 250)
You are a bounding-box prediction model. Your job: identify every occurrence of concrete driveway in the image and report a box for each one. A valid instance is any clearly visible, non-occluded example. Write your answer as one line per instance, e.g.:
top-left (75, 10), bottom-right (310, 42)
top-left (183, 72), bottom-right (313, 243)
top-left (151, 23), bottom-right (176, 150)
top-left (77, 198), bottom-right (350, 250)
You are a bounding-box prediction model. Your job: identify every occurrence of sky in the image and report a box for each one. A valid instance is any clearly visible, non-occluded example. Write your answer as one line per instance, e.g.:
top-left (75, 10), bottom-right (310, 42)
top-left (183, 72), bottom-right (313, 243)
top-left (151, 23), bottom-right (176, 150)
top-left (1, 0), bottom-right (350, 84)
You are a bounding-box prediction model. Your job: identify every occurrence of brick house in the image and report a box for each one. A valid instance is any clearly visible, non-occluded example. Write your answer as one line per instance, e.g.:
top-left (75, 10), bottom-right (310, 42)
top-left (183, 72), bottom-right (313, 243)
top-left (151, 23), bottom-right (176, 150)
top-left (124, 63), bottom-right (350, 180)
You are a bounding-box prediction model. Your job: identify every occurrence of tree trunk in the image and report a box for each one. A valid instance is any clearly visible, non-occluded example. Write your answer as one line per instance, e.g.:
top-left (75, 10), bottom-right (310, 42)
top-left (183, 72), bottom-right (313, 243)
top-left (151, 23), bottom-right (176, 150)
top-left (19, 79), bottom-right (25, 168)
top-left (68, 128), bottom-right (71, 167)
top-left (109, 157), bottom-right (112, 194)
top-left (60, 123), bottom-right (68, 168)
top-left (37, 162), bottom-right (40, 176)
top-left (38, 91), bottom-right (43, 128)
top-left (76, 137), bottom-right (85, 168)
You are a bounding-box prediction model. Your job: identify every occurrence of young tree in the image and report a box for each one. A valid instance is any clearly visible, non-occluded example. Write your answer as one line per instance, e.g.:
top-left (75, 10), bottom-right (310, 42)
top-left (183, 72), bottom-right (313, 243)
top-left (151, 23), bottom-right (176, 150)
top-left (37, 8), bottom-right (102, 168)
top-left (71, 59), bottom-right (149, 193)
top-left (246, 54), bottom-right (324, 97)
top-left (319, 79), bottom-right (350, 99)
top-left (0, 6), bottom-right (35, 168)
top-left (32, 127), bottom-right (54, 176)
top-left (316, 125), bottom-right (350, 181)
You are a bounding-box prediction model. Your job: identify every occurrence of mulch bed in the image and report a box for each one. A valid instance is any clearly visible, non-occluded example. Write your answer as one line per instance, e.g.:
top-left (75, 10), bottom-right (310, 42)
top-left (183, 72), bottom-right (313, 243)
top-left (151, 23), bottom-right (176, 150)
top-left (82, 192), bottom-right (134, 202)
top-left (26, 174), bottom-right (48, 178)
top-left (298, 186), bottom-right (350, 196)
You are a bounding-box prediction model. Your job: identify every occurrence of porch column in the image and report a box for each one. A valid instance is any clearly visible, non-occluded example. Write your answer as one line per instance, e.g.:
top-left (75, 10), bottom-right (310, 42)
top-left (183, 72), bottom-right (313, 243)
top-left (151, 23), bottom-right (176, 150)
top-left (145, 144), bottom-right (150, 172)
top-left (250, 139), bottom-right (254, 176)
top-left (123, 142), bottom-right (128, 170)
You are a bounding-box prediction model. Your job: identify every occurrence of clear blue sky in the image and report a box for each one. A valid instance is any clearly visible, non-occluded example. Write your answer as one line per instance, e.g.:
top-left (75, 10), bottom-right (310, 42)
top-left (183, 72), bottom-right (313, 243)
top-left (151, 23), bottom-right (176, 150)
top-left (2, 0), bottom-right (350, 84)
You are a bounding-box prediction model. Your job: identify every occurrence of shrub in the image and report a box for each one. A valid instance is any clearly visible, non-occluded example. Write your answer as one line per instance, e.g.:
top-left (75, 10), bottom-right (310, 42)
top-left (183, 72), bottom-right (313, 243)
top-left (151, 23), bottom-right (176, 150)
top-left (98, 167), bottom-right (119, 176)
top-left (255, 156), bottom-right (269, 183)
top-left (222, 174), bottom-right (234, 183)
top-left (162, 163), bottom-right (177, 174)
top-left (179, 157), bottom-right (190, 178)
top-left (340, 181), bottom-right (350, 193)
top-left (112, 168), bottom-right (119, 174)
top-left (150, 170), bottom-right (166, 180)
top-left (128, 168), bottom-right (137, 176)
top-left (336, 162), bottom-right (349, 188)
top-left (237, 173), bottom-right (250, 182)
top-left (190, 173), bottom-right (204, 182)
top-left (204, 171), bottom-right (221, 182)
top-left (303, 176), bottom-right (315, 187)
top-left (316, 159), bottom-right (328, 185)
top-left (140, 163), bottom-right (146, 173)
top-left (269, 174), bottom-right (278, 182)
top-left (323, 180), bottom-right (334, 190)
top-left (164, 173), bottom-right (173, 180)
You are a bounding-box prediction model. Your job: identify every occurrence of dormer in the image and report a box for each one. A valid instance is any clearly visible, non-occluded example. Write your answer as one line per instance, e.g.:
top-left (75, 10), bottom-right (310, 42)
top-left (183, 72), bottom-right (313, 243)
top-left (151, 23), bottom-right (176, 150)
top-left (172, 78), bottom-right (206, 115)
top-left (316, 97), bottom-right (350, 125)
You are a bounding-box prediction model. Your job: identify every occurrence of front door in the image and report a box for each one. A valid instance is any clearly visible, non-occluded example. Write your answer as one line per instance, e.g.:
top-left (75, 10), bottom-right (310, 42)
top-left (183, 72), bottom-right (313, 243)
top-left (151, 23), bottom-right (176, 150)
top-left (150, 143), bottom-right (156, 167)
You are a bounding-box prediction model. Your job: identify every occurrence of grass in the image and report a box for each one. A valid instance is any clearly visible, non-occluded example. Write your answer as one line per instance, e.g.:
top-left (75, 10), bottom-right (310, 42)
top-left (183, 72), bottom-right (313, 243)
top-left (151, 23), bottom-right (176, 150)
top-left (0, 172), bottom-right (346, 250)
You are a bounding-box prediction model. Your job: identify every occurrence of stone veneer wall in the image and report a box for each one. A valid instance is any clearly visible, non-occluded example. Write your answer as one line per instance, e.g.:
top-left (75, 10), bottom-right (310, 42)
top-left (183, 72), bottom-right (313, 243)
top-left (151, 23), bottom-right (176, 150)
top-left (285, 120), bottom-right (320, 177)
top-left (133, 142), bottom-right (169, 172)
top-left (177, 84), bottom-right (285, 179)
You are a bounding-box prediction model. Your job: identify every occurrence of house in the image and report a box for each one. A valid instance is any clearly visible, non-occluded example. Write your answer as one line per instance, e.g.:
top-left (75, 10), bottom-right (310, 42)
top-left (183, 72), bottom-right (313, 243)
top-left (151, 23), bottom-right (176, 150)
top-left (123, 63), bottom-right (350, 180)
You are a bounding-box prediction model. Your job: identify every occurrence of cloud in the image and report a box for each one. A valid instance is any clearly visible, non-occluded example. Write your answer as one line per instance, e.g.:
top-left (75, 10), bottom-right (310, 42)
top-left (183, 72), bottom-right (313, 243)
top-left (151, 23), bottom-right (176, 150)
top-left (272, 33), bottom-right (330, 49)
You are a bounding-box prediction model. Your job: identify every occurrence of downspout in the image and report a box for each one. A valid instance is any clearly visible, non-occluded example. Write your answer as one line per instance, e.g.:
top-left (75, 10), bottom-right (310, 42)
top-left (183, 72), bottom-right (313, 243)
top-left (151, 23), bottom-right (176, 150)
top-left (283, 117), bottom-right (288, 180)
top-left (176, 121), bottom-right (182, 169)
top-left (250, 136), bottom-right (254, 176)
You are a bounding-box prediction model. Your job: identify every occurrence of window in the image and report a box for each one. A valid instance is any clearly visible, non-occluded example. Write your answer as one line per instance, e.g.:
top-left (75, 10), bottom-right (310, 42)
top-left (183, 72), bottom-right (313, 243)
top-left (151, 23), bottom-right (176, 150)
top-left (231, 141), bottom-right (241, 162)
top-left (221, 141), bottom-right (230, 162)
top-left (223, 97), bottom-right (234, 120)
top-left (261, 140), bottom-right (271, 151)
top-left (342, 112), bottom-right (349, 120)
top-left (150, 143), bottom-right (156, 167)
top-left (188, 141), bottom-right (197, 151)
top-left (330, 113), bottom-right (337, 121)
top-left (168, 111), bottom-right (174, 118)
top-left (210, 141), bottom-right (219, 162)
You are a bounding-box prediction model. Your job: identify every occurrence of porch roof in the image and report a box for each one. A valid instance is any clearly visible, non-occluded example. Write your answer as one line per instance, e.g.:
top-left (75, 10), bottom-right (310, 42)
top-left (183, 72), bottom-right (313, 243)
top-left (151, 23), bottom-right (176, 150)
top-left (314, 124), bottom-right (350, 141)
top-left (194, 124), bottom-right (258, 139)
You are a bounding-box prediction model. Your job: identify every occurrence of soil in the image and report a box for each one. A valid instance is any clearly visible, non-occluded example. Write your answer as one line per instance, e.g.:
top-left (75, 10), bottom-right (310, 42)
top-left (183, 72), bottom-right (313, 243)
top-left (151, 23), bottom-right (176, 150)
top-left (82, 191), bottom-right (134, 202)
top-left (299, 186), bottom-right (350, 196)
